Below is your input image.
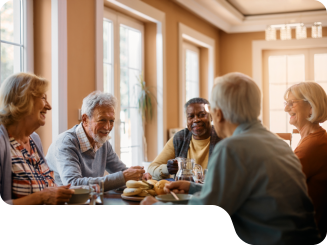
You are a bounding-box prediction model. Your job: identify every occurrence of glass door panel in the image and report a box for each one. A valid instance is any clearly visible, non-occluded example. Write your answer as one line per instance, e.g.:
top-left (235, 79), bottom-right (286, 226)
top-left (103, 20), bottom-right (113, 94)
top-left (313, 52), bottom-right (327, 130)
top-left (119, 24), bottom-right (142, 167)
top-left (267, 53), bottom-right (306, 133)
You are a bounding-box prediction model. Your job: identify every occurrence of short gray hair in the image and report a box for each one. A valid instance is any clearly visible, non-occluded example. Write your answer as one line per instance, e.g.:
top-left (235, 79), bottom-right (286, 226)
top-left (81, 91), bottom-right (117, 118)
top-left (184, 97), bottom-right (209, 113)
top-left (210, 72), bottom-right (261, 124)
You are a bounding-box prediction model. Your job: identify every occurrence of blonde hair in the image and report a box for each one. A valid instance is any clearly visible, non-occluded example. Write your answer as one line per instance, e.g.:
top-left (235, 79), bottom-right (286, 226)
top-left (0, 72), bottom-right (49, 126)
top-left (284, 82), bottom-right (327, 124)
top-left (210, 72), bottom-right (261, 124)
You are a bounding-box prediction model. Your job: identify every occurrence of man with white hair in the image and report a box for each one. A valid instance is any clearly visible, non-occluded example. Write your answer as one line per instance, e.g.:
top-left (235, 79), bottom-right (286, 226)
top-left (141, 72), bottom-right (320, 244)
top-left (46, 91), bottom-right (151, 191)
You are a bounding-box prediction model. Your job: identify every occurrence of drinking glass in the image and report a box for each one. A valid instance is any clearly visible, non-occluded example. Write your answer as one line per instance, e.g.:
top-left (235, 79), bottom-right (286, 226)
top-left (193, 168), bottom-right (203, 183)
top-left (89, 179), bottom-right (104, 205)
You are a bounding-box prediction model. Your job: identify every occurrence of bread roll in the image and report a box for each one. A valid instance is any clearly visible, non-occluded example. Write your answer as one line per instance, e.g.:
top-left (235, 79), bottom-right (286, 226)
top-left (146, 189), bottom-right (157, 196)
top-left (123, 188), bottom-right (142, 196)
top-left (147, 179), bottom-right (158, 186)
top-left (154, 180), bottom-right (170, 195)
top-left (137, 190), bottom-right (150, 197)
top-left (126, 180), bottom-right (149, 189)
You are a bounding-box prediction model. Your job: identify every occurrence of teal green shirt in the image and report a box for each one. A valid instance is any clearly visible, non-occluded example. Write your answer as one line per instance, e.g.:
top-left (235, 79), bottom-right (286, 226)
top-left (188, 121), bottom-right (320, 244)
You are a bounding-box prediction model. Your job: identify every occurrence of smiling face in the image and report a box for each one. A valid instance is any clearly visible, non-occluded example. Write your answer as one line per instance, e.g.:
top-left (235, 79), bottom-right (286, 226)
top-left (186, 103), bottom-right (212, 140)
top-left (83, 105), bottom-right (115, 144)
top-left (26, 93), bottom-right (52, 128)
top-left (284, 92), bottom-right (312, 130)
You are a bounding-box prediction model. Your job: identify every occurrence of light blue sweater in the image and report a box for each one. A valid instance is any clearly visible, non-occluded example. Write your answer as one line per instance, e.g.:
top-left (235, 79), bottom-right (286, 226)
top-left (155, 121), bottom-right (320, 243)
top-left (46, 125), bottom-right (128, 191)
top-left (187, 121), bottom-right (321, 244)
top-left (0, 124), bottom-right (46, 205)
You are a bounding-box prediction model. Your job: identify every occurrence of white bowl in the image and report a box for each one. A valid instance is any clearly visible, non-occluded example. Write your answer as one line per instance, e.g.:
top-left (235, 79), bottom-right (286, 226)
top-left (155, 194), bottom-right (193, 204)
top-left (67, 188), bottom-right (90, 204)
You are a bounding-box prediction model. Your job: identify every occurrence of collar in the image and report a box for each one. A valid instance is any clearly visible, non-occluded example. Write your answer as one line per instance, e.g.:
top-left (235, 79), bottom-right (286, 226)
top-left (232, 120), bottom-right (262, 137)
top-left (75, 123), bottom-right (104, 153)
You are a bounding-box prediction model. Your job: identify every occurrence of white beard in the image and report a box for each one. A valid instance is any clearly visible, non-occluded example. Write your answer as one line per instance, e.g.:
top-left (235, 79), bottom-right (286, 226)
top-left (88, 124), bottom-right (110, 144)
top-left (94, 133), bottom-right (110, 144)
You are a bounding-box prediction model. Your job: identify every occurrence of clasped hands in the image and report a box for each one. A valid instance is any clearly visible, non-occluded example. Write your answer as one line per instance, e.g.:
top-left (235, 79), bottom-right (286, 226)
top-left (140, 180), bottom-right (191, 205)
top-left (123, 166), bottom-right (152, 182)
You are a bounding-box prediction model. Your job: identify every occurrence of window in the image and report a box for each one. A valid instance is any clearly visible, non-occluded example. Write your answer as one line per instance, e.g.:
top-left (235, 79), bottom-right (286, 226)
top-left (263, 48), bottom-right (327, 147)
top-left (103, 8), bottom-right (144, 167)
top-left (0, 0), bottom-right (23, 83)
top-left (181, 41), bottom-right (200, 125)
top-left (178, 23), bottom-right (215, 127)
top-left (103, 19), bottom-right (113, 94)
top-left (183, 42), bottom-right (200, 103)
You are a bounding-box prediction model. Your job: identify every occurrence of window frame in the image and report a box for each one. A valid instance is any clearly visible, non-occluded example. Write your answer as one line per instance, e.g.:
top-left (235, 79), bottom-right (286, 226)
top-left (178, 23), bottom-right (215, 128)
top-left (103, 7), bottom-right (145, 165)
top-left (182, 41), bottom-right (200, 124)
top-left (0, 0), bottom-right (33, 83)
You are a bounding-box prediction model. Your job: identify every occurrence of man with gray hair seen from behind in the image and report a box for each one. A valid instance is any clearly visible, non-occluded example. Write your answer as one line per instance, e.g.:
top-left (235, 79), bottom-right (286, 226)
top-left (46, 91), bottom-right (151, 192)
top-left (141, 72), bottom-right (321, 245)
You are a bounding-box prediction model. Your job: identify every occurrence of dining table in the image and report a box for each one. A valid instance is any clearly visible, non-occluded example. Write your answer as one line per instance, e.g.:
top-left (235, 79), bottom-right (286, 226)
top-left (101, 190), bottom-right (141, 205)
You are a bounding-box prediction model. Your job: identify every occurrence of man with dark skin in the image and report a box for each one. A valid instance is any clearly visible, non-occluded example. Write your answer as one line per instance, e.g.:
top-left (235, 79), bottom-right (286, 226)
top-left (147, 98), bottom-right (221, 180)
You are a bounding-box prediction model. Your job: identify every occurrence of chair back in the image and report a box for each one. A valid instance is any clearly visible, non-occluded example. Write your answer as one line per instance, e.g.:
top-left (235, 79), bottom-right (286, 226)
top-left (276, 133), bottom-right (292, 147)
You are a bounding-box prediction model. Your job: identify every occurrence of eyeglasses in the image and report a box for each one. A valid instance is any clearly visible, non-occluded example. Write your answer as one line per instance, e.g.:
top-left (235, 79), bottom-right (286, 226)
top-left (283, 99), bottom-right (308, 108)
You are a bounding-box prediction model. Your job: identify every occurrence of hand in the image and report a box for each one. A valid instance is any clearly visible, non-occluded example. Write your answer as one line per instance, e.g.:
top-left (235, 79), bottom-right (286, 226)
top-left (142, 173), bottom-right (152, 180)
top-left (123, 166), bottom-right (145, 182)
top-left (163, 180), bottom-right (190, 194)
top-left (140, 196), bottom-right (158, 205)
top-left (167, 159), bottom-right (179, 174)
top-left (41, 184), bottom-right (75, 205)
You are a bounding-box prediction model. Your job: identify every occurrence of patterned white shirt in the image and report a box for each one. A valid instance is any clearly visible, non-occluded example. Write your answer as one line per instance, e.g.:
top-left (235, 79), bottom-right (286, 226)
top-left (76, 123), bottom-right (105, 153)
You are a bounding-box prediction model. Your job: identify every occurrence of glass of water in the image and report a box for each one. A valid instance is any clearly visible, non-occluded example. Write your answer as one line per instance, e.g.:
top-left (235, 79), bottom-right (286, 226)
top-left (89, 179), bottom-right (104, 205)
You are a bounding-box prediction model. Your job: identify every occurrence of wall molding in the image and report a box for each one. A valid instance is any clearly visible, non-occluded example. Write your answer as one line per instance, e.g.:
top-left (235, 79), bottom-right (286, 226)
top-left (24, 0), bottom-right (34, 73)
top-left (51, 0), bottom-right (67, 140)
top-left (176, 0), bottom-right (327, 33)
top-left (95, 0), bottom-right (103, 91)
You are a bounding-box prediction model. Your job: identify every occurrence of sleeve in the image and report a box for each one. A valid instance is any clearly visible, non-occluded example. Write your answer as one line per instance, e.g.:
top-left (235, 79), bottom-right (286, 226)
top-left (0, 134), bottom-right (13, 205)
top-left (147, 137), bottom-right (176, 180)
top-left (188, 145), bottom-right (250, 215)
top-left (54, 136), bottom-right (125, 191)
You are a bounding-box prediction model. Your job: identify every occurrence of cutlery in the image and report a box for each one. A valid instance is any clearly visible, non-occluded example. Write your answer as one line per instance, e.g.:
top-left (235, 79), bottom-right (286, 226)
top-left (170, 191), bottom-right (180, 200)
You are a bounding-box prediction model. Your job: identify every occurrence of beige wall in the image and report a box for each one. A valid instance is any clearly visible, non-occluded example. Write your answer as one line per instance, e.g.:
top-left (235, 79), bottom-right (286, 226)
top-left (67, 0), bottom-right (96, 129)
top-left (219, 27), bottom-right (327, 78)
top-left (141, 0), bottom-right (220, 135)
top-left (34, 0), bottom-right (96, 154)
top-left (34, 0), bottom-right (52, 154)
top-left (144, 22), bottom-right (158, 161)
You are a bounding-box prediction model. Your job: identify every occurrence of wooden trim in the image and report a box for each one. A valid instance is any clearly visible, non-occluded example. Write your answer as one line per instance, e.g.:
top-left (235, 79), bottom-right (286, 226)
top-left (51, 0), bottom-right (68, 140)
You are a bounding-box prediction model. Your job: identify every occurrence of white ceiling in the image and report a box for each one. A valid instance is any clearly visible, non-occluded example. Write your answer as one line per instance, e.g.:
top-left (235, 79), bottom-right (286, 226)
top-left (175, 0), bottom-right (327, 33)
top-left (227, 0), bottom-right (325, 16)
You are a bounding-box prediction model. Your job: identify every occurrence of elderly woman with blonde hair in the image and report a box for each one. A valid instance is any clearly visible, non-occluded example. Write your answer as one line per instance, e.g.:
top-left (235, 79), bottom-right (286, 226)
top-left (284, 82), bottom-right (327, 239)
top-left (0, 73), bottom-right (74, 205)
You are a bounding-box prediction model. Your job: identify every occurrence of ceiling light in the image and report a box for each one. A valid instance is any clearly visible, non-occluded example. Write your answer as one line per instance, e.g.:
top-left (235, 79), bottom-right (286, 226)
top-left (280, 25), bottom-right (292, 40)
top-left (312, 22), bottom-right (322, 38)
top-left (265, 26), bottom-right (276, 41)
top-left (296, 23), bottom-right (307, 39)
